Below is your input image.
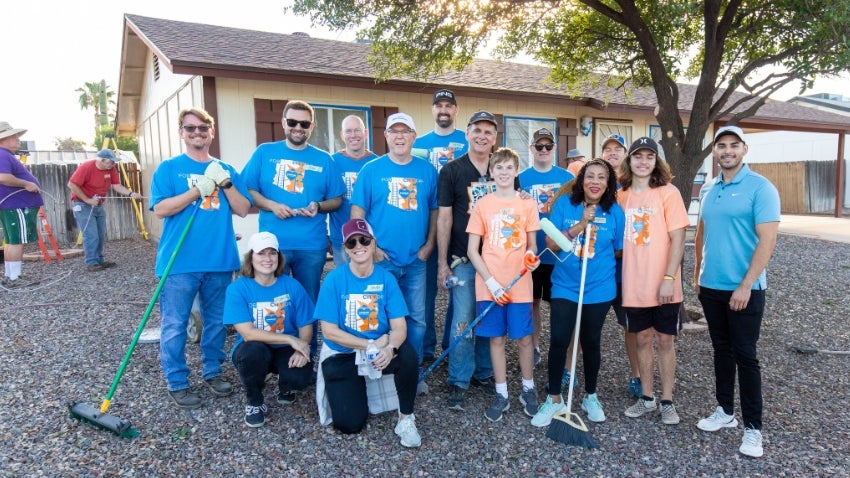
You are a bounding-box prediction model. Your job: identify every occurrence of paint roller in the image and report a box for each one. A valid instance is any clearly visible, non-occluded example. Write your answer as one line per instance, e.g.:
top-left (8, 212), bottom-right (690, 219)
top-left (539, 218), bottom-right (575, 255)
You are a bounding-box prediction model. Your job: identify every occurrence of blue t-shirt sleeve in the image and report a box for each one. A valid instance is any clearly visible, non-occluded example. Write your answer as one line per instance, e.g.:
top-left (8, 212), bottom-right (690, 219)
top-left (225, 162), bottom-right (254, 207)
top-left (613, 204), bottom-right (625, 251)
top-left (149, 160), bottom-right (174, 211)
top-left (222, 279), bottom-right (250, 326)
top-left (314, 271), bottom-right (340, 325)
top-left (753, 181), bottom-right (781, 224)
top-left (241, 147), bottom-right (263, 191)
top-left (324, 159), bottom-right (346, 200)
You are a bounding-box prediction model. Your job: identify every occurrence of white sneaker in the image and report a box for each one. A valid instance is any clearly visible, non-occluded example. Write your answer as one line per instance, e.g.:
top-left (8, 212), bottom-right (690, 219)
top-left (530, 395), bottom-right (566, 427)
top-left (624, 396), bottom-right (657, 418)
top-left (739, 428), bottom-right (763, 457)
top-left (660, 403), bottom-right (681, 425)
top-left (697, 406), bottom-right (738, 431)
top-left (394, 414), bottom-right (421, 448)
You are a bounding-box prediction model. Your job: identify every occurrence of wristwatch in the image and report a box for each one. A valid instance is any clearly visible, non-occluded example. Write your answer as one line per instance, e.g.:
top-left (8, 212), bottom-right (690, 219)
top-left (390, 346), bottom-right (399, 357)
top-left (221, 179), bottom-right (233, 189)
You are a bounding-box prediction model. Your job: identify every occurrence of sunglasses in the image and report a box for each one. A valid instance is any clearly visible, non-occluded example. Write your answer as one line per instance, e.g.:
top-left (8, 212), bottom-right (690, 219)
top-left (534, 143), bottom-right (554, 151)
top-left (285, 119), bottom-right (312, 129)
top-left (344, 236), bottom-right (373, 250)
top-left (181, 125), bottom-right (211, 133)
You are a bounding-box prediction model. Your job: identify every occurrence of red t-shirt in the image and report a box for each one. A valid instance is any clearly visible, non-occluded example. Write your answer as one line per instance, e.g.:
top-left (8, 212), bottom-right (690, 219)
top-left (69, 159), bottom-right (119, 202)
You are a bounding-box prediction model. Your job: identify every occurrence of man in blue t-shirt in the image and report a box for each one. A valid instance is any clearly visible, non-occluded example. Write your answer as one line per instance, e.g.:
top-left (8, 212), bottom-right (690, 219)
top-left (351, 112), bottom-right (438, 394)
top-left (413, 89), bottom-right (470, 361)
top-left (519, 128), bottom-right (575, 367)
top-left (149, 108), bottom-right (252, 410)
top-left (694, 125), bottom-right (780, 459)
top-left (330, 115), bottom-right (378, 266)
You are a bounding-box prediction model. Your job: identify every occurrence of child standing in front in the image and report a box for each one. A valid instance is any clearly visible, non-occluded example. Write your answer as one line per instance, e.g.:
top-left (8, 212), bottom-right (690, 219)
top-left (466, 148), bottom-right (541, 421)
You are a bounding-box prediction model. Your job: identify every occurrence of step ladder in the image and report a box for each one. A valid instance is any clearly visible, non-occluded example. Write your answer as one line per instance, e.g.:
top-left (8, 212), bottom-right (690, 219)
top-left (37, 207), bottom-right (63, 263)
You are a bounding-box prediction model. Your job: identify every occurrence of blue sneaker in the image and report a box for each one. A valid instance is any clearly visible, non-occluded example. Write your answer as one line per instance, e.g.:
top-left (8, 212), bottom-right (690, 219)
top-left (562, 370), bottom-right (580, 389)
top-left (627, 377), bottom-right (642, 398)
top-left (581, 393), bottom-right (606, 422)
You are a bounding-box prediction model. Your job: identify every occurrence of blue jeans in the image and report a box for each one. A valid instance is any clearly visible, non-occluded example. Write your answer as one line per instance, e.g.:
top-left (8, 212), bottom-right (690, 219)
top-left (423, 251), bottom-right (437, 357)
top-left (72, 201), bottom-right (106, 266)
top-left (377, 258), bottom-right (427, 364)
top-left (447, 262), bottom-right (493, 387)
top-left (281, 248), bottom-right (327, 356)
top-left (159, 272), bottom-right (232, 391)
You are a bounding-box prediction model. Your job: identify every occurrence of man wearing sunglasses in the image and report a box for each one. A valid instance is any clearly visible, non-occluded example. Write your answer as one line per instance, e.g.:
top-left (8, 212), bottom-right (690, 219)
top-left (519, 128), bottom-right (575, 368)
top-left (351, 112), bottom-right (438, 395)
top-left (243, 100), bottom-right (346, 337)
top-left (150, 108), bottom-right (252, 409)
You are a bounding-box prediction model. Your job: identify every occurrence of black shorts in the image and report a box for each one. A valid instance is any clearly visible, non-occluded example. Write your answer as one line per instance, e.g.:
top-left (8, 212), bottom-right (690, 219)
top-left (531, 263), bottom-right (554, 302)
top-left (613, 283), bottom-right (628, 327)
top-left (623, 302), bottom-right (682, 336)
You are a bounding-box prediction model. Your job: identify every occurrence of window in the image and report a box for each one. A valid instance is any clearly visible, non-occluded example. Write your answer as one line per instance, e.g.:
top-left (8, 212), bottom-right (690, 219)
top-left (308, 105), bottom-right (371, 153)
top-left (595, 122), bottom-right (633, 156)
top-left (504, 116), bottom-right (557, 170)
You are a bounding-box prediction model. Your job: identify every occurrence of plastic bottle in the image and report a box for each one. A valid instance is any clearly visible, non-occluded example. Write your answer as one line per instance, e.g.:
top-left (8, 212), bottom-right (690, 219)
top-left (444, 275), bottom-right (466, 288)
top-left (365, 339), bottom-right (382, 379)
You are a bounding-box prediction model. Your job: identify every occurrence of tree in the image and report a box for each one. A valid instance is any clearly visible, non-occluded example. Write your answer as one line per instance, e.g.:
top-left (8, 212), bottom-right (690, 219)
top-left (291, 0), bottom-right (850, 199)
top-left (54, 137), bottom-right (88, 152)
top-left (95, 126), bottom-right (139, 161)
top-left (76, 80), bottom-right (115, 132)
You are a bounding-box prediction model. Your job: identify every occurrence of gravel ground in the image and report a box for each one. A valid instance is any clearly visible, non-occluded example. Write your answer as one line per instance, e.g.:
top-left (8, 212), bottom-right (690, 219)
top-left (0, 233), bottom-right (848, 477)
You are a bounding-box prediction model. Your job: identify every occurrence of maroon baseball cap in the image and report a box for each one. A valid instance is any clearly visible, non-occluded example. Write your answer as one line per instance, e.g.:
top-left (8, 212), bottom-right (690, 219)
top-left (341, 218), bottom-right (375, 244)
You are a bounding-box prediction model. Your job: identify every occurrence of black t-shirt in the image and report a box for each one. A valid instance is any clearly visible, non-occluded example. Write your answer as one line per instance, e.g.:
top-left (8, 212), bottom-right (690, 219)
top-left (437, 154), bottom-right (519, 261)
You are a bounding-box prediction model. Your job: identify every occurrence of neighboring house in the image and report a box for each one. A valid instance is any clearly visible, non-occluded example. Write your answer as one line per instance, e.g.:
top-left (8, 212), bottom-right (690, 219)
top-left (115, 15), bottom-right (850, 243)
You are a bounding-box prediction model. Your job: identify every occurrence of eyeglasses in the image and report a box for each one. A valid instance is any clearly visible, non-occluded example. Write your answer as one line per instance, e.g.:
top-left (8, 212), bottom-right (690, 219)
top-left (386, 129), bottom-right (414, 136)
top-left (181, 125), bottom-right (211, 133)
top-left (534, 143), bottom-right (554, 151)
top-left (344, 236), bottom-right (373, 250)
top-left (285, 119), bottom-right (312, 129)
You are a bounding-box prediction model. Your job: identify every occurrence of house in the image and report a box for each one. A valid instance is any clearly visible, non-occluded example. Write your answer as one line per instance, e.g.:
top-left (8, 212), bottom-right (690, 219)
top-left (115, 14), bottom-right (850, 243)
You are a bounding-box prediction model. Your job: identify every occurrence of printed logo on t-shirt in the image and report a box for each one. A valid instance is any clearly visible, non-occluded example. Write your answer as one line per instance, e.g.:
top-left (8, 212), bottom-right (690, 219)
top-left (528, 183), bottom-right (562, 215)
top-left (343, 171), bottom-right (358, 199)
top-left (428, 143), bottom-right (465, 171)
top-left (489, 209), bottom-right (524, 250)
top-left (625, 207), bottom-right (655, 246)
top-left (345, 294), bottom-right (380, 332)
top-left (466, 181), bottom-right (497, 214)
top-left (253, 297), bottom-right (290, 334)
top-left (273, 160), bottom-right (306, 193)
top-left (189, 174), bottom-right (220, 210)
top-left (571, 221), bottom-right (598, 259)
top-left (386, 177), bottom-right (418, 211)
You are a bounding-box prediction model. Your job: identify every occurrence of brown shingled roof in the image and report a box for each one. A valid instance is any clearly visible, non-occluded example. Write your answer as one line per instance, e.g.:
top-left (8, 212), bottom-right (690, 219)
top-left (121, 14), bottom-right (850, 133)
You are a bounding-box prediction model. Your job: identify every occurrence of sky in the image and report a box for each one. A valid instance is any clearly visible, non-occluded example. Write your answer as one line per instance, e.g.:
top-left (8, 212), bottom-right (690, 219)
top-left (3, 1), bottom-right (847, 150)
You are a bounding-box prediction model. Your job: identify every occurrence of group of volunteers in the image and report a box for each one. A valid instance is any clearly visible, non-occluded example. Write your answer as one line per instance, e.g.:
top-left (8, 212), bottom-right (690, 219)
top-left (0, 87), bottom-right (778, 456)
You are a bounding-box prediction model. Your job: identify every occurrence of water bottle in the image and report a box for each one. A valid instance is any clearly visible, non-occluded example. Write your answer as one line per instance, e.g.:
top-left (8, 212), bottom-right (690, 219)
top-left (444, 275), bottom-right (466, 288)
top-left (365, 339), bottom-right (382, 379)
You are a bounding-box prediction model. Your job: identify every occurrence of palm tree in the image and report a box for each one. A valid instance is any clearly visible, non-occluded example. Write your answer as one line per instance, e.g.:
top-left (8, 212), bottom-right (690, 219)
top-left (76, 80), bottom-right (115, 131)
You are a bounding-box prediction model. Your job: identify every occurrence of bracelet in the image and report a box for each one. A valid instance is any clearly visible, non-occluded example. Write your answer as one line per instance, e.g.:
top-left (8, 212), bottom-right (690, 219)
top-left (314, 201), bottom-right (322, 213)
top-left (663, 274), bottom-right (676, 280)
top-left (565, 227), bottom-right (575, 241)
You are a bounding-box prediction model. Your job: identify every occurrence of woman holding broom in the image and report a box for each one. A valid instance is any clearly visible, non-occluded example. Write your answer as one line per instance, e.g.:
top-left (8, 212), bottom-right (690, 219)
top-left (530, 159), bottom-right (625, 427)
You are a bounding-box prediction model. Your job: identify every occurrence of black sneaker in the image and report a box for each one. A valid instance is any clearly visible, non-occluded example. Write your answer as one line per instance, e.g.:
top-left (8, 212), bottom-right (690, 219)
top-left (100, 261), bottom-right (117, 269)
top-left (447, 384), bottom-right (466, 411)
top-left (244, 404), bottom-right (267, 427)
top-left (470, 376), bottom-right (495, 395)
top-left (168, 388), bottom-right (202, 409)
top-left (484, 394), bottom-right (510, 422)
top-left (277, 391), bottom-right (296, 405)
top-left (204, 376), bottom-right (233, 397)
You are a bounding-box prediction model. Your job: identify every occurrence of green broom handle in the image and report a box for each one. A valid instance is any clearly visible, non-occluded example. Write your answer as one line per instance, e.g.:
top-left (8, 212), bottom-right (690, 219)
top-left (100, 199), bottom-right (203, 413)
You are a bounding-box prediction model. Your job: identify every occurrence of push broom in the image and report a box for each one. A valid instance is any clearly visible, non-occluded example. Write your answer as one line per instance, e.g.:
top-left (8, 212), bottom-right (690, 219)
top-left (540, 219), bottom-right (598, 448)
top-left (68, 199), bottom-right (202, 438)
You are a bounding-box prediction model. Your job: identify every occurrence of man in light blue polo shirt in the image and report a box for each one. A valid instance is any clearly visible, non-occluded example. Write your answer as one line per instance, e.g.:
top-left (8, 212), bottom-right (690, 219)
top-left (694, 125), bottom-right (780, 459)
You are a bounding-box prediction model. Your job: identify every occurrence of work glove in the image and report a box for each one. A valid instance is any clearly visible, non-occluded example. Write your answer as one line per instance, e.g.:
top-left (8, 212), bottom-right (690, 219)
top-left (524, 251), bottom-right (541, 272)
top-left (485, 276), bottom-right (512, 306)
top-left (204, 161), bottom-right (232, 187)
top-left (195, 176), bottom-right (217, 197)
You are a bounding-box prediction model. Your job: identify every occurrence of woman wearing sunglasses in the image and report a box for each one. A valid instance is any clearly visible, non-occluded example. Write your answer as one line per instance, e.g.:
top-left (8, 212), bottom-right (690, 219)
top-left (313, 218), bottom-right (422, 447)
top-left (223, 232), bottom-right (316, 428)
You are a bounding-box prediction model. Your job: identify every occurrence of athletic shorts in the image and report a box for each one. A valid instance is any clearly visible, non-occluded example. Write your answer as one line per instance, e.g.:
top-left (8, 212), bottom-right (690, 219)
top-left (0, 208), bottom-right (39, 245)
top-left (531, 263), bottom-right (554, 302)
top-left (474, 301), bottom-right (533, 339)
top-left (623, 302), bottom-right (682, 336)
top-left (612, 283), bottom-right (628, 327)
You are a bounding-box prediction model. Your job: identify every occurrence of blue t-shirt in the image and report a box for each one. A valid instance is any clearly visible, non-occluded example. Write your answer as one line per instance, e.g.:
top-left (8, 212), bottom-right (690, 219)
top-left (519, 166), bottom-right (575, 265)
top-left (412, 129), bottom-right (469, 172)
top-left (223, 275), bottom-right (317, 358)
top-left (314, 265), bottom-right (409, 353)
top-left (242, 142), bottom-right (345, 250)
top-left (548, 194), bottom-right (625, 304)
top-left (329, 150), bottom-right (378, 246)
top-left (698, 164), bottom-right (780, 290)
top-left (350, 155), bottom-right (438, 267)
top-left (149, 154), bottom-right (250, 276)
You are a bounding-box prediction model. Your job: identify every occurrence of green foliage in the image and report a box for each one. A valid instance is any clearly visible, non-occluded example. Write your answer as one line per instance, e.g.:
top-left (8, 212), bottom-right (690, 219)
top-left (76, 80), bottom-right (116, 134)
top-left (95, 126), bottom-right (139, 160)
top-left (54, 137), bottom-right (89, 152)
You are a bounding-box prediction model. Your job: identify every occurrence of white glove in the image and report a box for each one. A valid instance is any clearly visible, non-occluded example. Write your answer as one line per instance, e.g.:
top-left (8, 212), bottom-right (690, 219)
top-left (485, 276), bottom-right (511, 306)
top-left (204, 161), bottom-right (232, 187)
top-left (195, 176), bottom-right (216, 197)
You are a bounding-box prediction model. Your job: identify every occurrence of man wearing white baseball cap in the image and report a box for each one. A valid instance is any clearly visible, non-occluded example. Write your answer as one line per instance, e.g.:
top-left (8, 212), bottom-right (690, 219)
top-left (351, 112), bottom-right (439, 395)
top-left (0, 122), bottom-right (43, 286)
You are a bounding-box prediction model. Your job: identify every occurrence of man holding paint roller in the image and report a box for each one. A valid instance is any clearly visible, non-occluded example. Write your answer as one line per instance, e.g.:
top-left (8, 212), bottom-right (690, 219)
top-left (150, 108), bottom-right (252, 409)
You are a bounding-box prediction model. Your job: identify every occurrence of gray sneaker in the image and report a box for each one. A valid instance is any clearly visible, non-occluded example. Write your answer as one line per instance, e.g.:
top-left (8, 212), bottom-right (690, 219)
top-left (625, 396), bottom-right (657, 418)
top-left (519, 387), bottom-right (539, 417)
top-left (417, 380), bottom-right (430, 396)
top-left (484, 394), bottom-right (510, 422)
top-left (447, 384), bottom-right (466, 411)
top-left (204, 376), bottom-right (233, 397)
top-left (660, 402), bottom-right (681, 425)
top-left (168, 388), bottom-right (202, 409)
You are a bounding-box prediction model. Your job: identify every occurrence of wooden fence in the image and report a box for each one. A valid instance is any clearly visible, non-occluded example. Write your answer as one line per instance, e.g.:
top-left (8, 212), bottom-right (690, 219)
top-left (748, 160), bottom-right (840, 214)
top-left (25, 162), bottom-right (146, 246)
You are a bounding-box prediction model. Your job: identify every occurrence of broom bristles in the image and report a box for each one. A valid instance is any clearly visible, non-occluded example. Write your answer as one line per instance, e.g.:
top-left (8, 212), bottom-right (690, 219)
top-left (68, 402), bottom-right (139, 439)
top-left (546, 410), bottom-right (598, 448)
